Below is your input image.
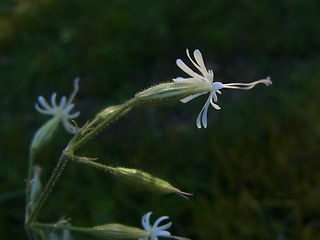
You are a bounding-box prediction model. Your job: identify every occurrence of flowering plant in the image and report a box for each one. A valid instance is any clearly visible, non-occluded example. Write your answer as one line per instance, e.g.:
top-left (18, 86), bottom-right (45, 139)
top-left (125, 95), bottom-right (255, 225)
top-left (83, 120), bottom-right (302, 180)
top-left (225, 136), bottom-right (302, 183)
top-left (25, 49), bottom-right (271, 240)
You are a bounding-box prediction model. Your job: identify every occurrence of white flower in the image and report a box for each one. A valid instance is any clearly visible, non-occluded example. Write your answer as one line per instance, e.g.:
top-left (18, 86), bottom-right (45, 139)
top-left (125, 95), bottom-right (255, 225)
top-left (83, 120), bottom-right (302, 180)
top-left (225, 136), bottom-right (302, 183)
top-left (35, 78), bottom-right (80, 134)
top-left (173, 49), bottom-right (272, 129)
top-left (139, 212), bottom-right (188, 240)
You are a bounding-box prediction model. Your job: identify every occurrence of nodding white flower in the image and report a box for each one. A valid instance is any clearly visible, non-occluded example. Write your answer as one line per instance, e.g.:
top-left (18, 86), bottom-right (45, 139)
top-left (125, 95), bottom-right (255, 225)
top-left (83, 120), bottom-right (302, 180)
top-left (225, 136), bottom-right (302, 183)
top-left (139, 212), bottom-right (188, 240)
top-left (173, 49), bottom-right (272, 129)
top-left (35, 78), bottom-right (80, 134)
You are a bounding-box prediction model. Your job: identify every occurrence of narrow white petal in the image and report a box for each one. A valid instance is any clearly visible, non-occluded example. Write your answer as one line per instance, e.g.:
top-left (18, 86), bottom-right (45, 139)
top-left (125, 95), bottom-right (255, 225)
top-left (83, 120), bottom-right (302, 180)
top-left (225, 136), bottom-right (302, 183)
top-left (176, 59), bottom-right (206, 81)
top-left (213, 92), bottom-right (218, 102)
top-left (196, 96), bottom-right (211, 129)
top-left (64, 103), bottom-right (75, 112)
top-left (194, 49), bottom-right (209, 75)
top-left (157, 230), bottom-right (171, 237)
top-left (201, 99), bottom-right (210, 129)
top-left (180, 92), bottom-right (207, 103)
top-left (153, 216), bottom-right (169, 227)
top-left (141, 214), bottom-right (147, 230)
top-left (142, 212), bottom-right (152, 231)
top-left (186, 49), bottom-right (204, 74)
top-left (38, 96), bottom-right (52, 110)
top-left (35, 103), bottom-right (52, 115)
top-left (157, 222), bottom-right (172, 231)
top-left (62, 119), bottom-right (76, 134)
top-left (210, 96), bottom-right (221, 110)
top-left (67, 111), bottom-right (80, 119)
top-left (50, 93), bottom-right (58, 108)
top-left (59, 96), bottom-right (67, 108)
top-left (196, 110), bottom-right (202, 129)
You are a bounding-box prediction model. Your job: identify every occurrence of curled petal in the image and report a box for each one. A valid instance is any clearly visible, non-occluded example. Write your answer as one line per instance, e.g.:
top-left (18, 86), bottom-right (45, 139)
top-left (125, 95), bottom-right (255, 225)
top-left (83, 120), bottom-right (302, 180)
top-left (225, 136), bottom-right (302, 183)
top-left (38, 96), bottom-right (52, 110)
top-left (50, 93), bottom-right (58, 108)
top-left (213, 92), bottom-right (218, 102)
top-left (64, 103), bottom-right (75, 113)
top-left (157, 230), bottom-right (171, 237)
top-left (67, 111), bottom-right (80, 119)
top-left (156, 222), bottom-right (172, 232)
top-left (62, 118), bottom-right (77, 134)
top-left (35, 103), bottom-right (52, 115)
top-left (176, 59), bottom-right (206, 81)
top-left (59, 96), bottom-right (67, 108)
top-left (210, 95), bottom-right (221, 110)
top-left (193, 49), bottom-right (209, 76)
top-left (196, 96), bottom-right (211, 129)
top-left (185, 49), bottom-right (204, 75)
top-left (142, 212), bottom-right (152, 231)
top-left (180, 92), bottom-right (207, 103)
top-left (153, 216), bottom-right (170, 228)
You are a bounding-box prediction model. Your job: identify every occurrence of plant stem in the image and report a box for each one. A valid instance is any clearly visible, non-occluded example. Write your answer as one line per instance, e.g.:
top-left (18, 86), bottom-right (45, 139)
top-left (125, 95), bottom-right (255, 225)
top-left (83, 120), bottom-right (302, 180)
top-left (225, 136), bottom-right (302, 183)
top-left (26, 154), bottom-right (68, 224)
top-left (26, 97), bottom-right (137, 225)
top-left (68, 98), bottom-right (137, 152)
top-left (32, 222), bottom-right (88, 233)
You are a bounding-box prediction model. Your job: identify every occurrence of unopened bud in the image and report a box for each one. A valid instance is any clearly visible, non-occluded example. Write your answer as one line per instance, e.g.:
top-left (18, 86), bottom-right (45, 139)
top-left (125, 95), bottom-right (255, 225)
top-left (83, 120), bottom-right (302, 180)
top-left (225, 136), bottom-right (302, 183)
top-left (30, 116), bottom-right (60, 152)
top-left (96, 105), bottom-right (124, 119)
top-left (135, 82), bottom-right (210, 106)
top-left (108, 167), bottom-right (193, 199)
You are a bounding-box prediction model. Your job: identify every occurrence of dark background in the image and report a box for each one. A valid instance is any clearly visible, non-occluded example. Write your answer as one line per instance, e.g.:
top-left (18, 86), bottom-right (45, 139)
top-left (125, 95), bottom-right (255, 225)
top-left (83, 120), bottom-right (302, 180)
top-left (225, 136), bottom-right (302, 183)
top-left (1, 0), bottom-right (320, 239)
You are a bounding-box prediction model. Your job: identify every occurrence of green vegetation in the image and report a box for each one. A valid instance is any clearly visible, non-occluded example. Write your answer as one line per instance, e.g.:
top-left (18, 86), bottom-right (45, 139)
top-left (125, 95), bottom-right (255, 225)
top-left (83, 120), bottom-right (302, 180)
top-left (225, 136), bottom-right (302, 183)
top-left (1, 0), bottom-right (319, 239)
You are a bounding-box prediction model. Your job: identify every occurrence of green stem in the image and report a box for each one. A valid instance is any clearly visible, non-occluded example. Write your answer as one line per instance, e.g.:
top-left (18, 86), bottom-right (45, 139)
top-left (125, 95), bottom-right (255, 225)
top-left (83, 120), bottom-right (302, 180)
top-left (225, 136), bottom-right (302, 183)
top-left (26, 98), bottom-right (137, 226)
top-left (32, 222), bottom-right (88, 233)
top-left (76, 157), bottom-right (112, 170)
top-left (26, 154), bottom-right (69, 224)
top-left (68, 98), bottom-right (137, 152)
top-left (25, 225), bottom-right (41, 240)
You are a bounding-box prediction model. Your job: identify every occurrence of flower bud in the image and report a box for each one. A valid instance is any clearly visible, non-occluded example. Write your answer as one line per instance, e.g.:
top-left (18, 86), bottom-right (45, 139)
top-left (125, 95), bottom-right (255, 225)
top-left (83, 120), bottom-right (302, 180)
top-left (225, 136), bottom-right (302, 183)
top-left (107, 167), bottom-right (192, 199)
top-left (87, 224), bottom-right (148, 239)
top-left (96, 104), bottom-right (132, 122)
top-left (30, 116), bottom-right (60, 153)
top-left (96, 105), bottom-right (123, 118)
top-left (135, 82), bottom-right (210, 106)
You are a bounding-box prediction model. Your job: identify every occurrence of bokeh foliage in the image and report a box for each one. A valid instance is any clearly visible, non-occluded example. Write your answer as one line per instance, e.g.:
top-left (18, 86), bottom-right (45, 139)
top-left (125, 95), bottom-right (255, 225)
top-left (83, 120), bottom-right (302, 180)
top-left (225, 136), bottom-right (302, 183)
top-left (1, 0), bottom-right (320, 239)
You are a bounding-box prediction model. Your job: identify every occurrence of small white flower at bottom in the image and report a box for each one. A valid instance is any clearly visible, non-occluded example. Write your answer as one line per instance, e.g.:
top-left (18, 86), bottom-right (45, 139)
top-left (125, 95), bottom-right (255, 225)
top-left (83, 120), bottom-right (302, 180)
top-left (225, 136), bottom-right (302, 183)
top-left (173, 49), bottom-right (272, 129)
top-left (139, 212), bottom-right (189, 240)
top-left (35, 78), bottom-right (80, 134)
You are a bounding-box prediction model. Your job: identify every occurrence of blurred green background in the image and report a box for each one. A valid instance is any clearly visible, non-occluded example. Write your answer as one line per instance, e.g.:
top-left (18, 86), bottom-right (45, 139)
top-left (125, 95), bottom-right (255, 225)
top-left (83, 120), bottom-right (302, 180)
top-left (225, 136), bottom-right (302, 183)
top-left (1, 0), bottom-right (320, 239)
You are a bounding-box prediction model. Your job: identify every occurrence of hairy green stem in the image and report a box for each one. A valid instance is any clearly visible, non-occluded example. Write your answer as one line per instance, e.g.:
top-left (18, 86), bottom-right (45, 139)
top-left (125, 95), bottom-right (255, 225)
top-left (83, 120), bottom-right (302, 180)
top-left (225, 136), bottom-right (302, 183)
top-left (68, 98), bottom-right (137, 152)
top-left (75, 157), bottom-right (109, 170)
top-left (32, 222), bottom-right (88, 233)
top-left (26, 154), bottom-right (68, 224)
top-left (26, 97), bottom-right (137, 226)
